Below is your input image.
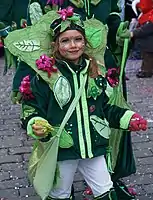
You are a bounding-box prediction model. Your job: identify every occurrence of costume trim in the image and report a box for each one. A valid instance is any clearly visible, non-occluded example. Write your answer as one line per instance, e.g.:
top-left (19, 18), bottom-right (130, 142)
top-left (80, 71), bottom-right (93, 158)
top-left (27, 116), bottom-right (47, 139)
top-left (109, 12), bottom-right (120, 17)
top-left (120, 110), bottom-right (135, 129)
top-left (63, 61), bottom-right (88, 158)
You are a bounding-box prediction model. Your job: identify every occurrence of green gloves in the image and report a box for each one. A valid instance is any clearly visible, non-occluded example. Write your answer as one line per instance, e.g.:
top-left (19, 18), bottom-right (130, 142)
top-left (116, 21), bottom-right (131, 46)
top-left (119, 29), bottom-right (131, 39)
top-left (11, 91), bottom-right (22, 104)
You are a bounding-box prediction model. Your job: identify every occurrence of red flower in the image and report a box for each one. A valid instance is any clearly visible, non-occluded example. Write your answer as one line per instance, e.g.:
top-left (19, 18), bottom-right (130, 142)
top-left (106, 68), bottom-right (120, 87)
top-left (36, 54), bottom-right (57, 77)
top-left (19, 75), bottom-right (34, 100)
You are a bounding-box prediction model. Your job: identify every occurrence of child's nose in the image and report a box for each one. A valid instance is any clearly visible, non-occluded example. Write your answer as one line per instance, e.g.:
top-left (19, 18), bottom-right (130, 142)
top-left (70, 40), bottom-right (76, 47)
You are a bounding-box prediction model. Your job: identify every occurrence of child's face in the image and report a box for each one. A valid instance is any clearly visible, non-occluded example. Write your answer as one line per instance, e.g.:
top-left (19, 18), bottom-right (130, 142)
top-left (58, 30), bottom-right (85, 64)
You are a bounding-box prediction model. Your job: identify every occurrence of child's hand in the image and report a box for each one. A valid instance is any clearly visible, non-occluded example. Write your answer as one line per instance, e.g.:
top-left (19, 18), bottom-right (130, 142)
top-left (129, 113), bottom-right (147, 131)
top-left (32, 119), bottom-right (54, 137)
top-left (32, 123), bottom-right (46, 137)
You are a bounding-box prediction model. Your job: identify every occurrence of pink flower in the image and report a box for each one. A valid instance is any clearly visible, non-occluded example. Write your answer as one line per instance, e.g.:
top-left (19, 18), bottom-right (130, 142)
top-left (57, 6), bottom-right (74, 21)
top-left (36, 54), bottom-right (57, 77)
top-left (19, 75), bottom-right (34, 100)
top-left (106, 68), bottom-right (120, 87)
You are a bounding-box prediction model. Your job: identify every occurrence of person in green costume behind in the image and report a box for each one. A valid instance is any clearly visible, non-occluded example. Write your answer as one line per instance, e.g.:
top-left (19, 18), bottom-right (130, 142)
top-left (16, 8), bottom-right (147, 200)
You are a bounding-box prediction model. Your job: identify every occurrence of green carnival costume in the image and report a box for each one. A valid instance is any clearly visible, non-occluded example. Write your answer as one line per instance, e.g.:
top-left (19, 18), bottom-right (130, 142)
top-left (4, 9), bottom-right (137, 200)
top-left (4, 1), bottom-right (136, 200)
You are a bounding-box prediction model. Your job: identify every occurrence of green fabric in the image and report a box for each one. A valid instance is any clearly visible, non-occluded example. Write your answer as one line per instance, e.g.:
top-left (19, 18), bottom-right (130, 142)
top-left (85, 18), bottom-right (108, 66)
top-left (119, 30), bottom-right (131, 39)
top-left (116, 21), bottom-right (129, 46)
top-left (29, 2), bottom-right (43, 25)
top-left (87, 77), bottom-right (102, 100)
top-left (80, 72), bottom-right (93, 158)
top-left (21, 104), bottom-right (38, 119)
top-left (108, 39), bottom-right (136, 178)
top-left (120, 110), bottom-right (135, 130)
top-left (11, 91), bottom-right (22, 104)
top-left (27, 116), bottom-right (46, 139)
top-left (31, 136), bottom-right (60, 200)
top-left (67, 63), bottom-right (88, 159)
top-left (28, 71), bottom-right (87, 199)
top-left (22, 59), bottom-right (128, 161)
top-left (27, 116), bottom-right (74, 148)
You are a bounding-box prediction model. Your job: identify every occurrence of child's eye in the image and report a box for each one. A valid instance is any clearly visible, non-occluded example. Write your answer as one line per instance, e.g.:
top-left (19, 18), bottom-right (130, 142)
top-left (61, 39), bottom-right (69, 43)
top-left (75, 37), bottom-right (83, 41)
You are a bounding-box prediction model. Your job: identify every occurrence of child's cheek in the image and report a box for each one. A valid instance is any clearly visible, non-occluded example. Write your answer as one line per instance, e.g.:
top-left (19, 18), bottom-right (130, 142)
top-left (59, 45), bottom-right (69, 54)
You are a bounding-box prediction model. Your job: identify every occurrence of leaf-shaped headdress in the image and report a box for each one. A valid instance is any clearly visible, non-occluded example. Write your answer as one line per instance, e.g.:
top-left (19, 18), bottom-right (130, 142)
top-left (4, 7), bottom-right (108, 77)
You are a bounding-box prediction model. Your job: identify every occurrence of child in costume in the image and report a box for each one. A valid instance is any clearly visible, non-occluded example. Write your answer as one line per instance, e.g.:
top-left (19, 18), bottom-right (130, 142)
top-left (11, 0), bottom-right (129, 101)
top-left (4, 0), bottom-right (141, 198)
top-left (121, 0), bottom-right (153, 78)
top-left (4, 1), bottom-right (141, 199)
top-left (6, 8), bottom-right (147, 200)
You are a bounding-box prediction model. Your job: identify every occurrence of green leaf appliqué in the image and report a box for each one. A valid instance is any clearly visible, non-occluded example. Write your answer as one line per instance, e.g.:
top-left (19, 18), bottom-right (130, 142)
top-left (13, 40), bottom-right (40, 52)
top-left (90, 115), bottom-right (110, 139)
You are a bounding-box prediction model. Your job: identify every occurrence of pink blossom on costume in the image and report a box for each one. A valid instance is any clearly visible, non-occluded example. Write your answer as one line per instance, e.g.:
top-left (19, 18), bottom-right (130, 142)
top-left (19, 75), bottom-right (34, 100)
top-left (57, 6), bottom-right (74, 21)
top-left (106, 68), bottom-right (120, 87)
top-left (36, 54), bottom-right (57, 77)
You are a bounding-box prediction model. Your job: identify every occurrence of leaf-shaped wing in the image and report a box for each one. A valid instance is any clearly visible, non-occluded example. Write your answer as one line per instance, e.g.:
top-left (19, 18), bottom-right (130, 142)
top-left (84, 18), bottom-right (108, 66)
top-left (90, 115), bottom-right (110, 139)
top-left (53, 76), bottom-right (72, 109)
top-left (13, 40), bottom-right (40, 52)
top-left (29, 2), bottom-right (43, 25)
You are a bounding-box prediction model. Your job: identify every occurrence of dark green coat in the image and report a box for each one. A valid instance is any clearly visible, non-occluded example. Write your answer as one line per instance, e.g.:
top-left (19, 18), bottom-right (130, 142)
top-left (23, 59), bottom-right (133, 161)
